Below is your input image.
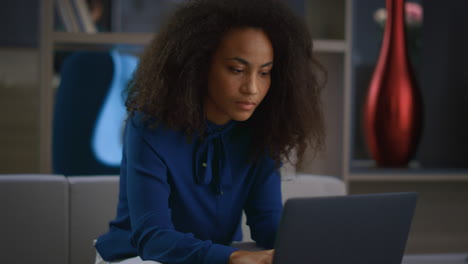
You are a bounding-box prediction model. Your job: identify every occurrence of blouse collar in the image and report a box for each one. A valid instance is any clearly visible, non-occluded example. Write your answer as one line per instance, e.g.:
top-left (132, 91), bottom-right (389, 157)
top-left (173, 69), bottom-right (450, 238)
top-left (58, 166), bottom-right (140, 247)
top-left (193, 119), bottom-right (237, 195)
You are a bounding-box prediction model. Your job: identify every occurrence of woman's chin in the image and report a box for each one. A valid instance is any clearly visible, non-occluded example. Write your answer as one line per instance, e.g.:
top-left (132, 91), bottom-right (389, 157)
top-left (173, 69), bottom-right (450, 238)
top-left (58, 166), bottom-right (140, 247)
top-left (231, 111), bottom-right (255, 122)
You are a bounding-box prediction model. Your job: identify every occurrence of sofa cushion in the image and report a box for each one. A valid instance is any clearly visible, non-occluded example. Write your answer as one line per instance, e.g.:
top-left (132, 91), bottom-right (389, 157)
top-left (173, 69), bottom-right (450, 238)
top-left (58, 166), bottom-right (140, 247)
top-left (282, 174), bottom-right (347, 201)
top-left (68, 176), bottom-right (120, 264)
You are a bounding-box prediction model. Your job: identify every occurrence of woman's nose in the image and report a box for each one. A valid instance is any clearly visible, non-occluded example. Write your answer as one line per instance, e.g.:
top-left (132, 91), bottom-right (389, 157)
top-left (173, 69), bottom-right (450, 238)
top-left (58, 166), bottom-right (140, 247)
top-left (240, 74), bottom-right (259, 95)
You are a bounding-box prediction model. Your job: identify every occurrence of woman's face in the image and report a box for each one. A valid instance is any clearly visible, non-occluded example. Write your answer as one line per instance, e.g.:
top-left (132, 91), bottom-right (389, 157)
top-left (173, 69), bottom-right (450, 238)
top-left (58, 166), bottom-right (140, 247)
top-left (205, 27), bottom-right (274, 125)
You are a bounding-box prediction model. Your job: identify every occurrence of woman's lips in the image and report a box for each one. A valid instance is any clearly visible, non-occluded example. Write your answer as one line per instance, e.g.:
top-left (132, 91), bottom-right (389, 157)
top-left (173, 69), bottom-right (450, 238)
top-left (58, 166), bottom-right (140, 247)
top-left (235, 101), bottom-right (256, 110)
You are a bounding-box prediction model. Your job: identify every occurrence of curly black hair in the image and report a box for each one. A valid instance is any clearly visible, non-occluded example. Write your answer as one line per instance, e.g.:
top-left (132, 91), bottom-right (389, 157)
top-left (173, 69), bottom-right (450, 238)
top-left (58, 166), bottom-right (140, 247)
top-left (126, 0), bottom-right (326, 166)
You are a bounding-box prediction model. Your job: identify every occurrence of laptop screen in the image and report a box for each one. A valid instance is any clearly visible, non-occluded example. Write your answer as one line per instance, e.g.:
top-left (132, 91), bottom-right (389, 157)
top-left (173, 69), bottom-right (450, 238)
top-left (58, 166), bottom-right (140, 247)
top-left (273, 192), bottom-right (418, 264)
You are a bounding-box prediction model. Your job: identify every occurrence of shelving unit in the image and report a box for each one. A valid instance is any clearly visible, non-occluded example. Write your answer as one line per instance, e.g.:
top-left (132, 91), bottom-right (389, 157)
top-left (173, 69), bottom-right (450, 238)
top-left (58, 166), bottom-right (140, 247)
top-left (295, 0), bottom-right (351, 184)
top-left (40, 1), bottom-right (468, 176)
top-left (39, 0), bottom-right (352, 179)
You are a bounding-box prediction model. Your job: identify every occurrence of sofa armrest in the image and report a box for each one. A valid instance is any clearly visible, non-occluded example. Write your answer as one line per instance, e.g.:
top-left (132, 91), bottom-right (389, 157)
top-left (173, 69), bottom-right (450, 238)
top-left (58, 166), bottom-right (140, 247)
top-left (0, 174), bottom-right (69, 264)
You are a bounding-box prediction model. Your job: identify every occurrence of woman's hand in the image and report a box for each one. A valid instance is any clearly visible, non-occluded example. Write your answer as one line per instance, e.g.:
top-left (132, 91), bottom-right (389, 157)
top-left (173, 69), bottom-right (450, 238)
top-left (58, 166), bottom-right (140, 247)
top-left (228, 249), bottom-right (274, 264)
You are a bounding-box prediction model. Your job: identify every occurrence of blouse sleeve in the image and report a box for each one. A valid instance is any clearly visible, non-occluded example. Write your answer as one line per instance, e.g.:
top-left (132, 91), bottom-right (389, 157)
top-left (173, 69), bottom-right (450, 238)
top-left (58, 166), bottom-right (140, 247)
top-left (125, 117), bottom-right (237, 264)
top-left (243, 156), bottom-right (283, 249)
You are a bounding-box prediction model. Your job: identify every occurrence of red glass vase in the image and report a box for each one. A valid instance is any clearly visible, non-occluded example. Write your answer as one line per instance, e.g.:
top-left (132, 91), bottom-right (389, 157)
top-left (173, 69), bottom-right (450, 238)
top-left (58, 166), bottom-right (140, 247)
top-left (363, 0), bottom-right (423, 167)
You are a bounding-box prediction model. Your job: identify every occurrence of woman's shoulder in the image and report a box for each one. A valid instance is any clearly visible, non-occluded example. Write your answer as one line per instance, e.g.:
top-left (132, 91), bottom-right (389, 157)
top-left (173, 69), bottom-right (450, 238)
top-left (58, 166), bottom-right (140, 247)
top-left (127, 111), bottom-right (157, 130)
top-left (126, 112), bottom-right (189, 150)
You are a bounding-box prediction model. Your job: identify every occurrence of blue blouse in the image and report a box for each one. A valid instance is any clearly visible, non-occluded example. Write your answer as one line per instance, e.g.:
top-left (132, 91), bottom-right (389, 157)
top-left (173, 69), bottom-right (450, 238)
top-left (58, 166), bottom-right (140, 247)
top-left (95, 114), bottom-right (283, 264)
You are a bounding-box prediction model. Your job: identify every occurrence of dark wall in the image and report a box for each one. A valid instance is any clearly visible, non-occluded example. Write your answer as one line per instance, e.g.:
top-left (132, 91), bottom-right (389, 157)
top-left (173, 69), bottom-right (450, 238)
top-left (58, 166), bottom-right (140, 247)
top-left (418, 0), bottom-right (468, 168)
top-left (0, 0), bottom-right (39, 47)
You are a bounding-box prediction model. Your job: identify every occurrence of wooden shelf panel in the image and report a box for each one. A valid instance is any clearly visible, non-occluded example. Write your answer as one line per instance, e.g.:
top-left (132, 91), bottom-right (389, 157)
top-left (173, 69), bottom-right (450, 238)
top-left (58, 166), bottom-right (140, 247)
top-left (349, 160), bottom-right (468, 182)
top-left (350, 174), bottom-right (468, 182)
top-left (53, 32), bottom-right (346, 53)
top-left (314, 39), bottom-right (346, 53)
top-left (53, 32), bottom-right (154, 46)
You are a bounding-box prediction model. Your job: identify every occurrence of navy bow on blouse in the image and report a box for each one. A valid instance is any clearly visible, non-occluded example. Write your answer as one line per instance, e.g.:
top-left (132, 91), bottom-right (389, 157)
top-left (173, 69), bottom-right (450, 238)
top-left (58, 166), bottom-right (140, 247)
top-left (193, 121), bottom-right (236, 195)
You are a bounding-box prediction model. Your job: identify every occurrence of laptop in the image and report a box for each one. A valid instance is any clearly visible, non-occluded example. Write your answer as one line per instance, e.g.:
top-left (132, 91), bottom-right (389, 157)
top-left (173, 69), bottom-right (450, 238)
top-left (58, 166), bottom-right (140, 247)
top-left (273, 192), bottom-right (418, 264)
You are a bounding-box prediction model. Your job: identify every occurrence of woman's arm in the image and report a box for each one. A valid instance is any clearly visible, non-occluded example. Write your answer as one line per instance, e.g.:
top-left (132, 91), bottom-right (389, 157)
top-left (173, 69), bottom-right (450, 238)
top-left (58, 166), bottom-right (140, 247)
top-left (243, 157), bottom-right (283, 249)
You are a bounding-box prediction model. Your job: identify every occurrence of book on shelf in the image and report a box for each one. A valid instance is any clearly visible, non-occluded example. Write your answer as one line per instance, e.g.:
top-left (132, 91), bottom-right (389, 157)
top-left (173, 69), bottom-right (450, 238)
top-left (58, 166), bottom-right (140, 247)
top-left (71, 0), bottom-right (98, 33)
top-left (55, 0), bottom-right (97, 33)
top-left (55, 0), bottom-right (80, 32)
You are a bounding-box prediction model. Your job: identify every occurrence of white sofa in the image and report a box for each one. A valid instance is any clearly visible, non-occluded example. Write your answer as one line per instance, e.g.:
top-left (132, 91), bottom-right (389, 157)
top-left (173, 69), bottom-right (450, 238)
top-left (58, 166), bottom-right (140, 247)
top-left (0, 174), bottom-right (346, 264)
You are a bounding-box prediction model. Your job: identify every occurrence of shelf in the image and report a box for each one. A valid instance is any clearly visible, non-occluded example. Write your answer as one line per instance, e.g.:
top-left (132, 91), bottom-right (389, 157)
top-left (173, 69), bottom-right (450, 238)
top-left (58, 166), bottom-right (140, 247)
top-left (402, 253), bottom-right (468, 264)
top-left (349, 160), bottom-right (468, 182)
top-left (53, 32), bottom-right (346, 53)
top-left (350, 174), bottom-right (468, 182)
top-left (53, 32), bottom-right (153, 50)
top-left (53, 32), bottom-right (154, 45)
top-left (314, 39), bottom-right (347, 53)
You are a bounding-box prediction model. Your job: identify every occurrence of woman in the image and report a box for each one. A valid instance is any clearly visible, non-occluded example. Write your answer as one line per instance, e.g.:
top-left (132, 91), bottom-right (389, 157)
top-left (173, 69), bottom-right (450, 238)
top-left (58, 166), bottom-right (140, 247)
top-left (95, 0), bottom-right (325, 263)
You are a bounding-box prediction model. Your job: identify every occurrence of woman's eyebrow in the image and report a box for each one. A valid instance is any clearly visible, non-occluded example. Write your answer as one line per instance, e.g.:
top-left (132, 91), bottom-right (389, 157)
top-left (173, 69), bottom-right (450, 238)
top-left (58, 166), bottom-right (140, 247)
top-left (226, 57), bottom-right (273, 68)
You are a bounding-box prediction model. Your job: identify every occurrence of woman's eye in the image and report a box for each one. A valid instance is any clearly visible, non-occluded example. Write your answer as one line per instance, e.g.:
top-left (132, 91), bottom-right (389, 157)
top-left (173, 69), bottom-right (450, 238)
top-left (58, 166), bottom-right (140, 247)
top-left (228, 67), bottom-right (243, 74)
top-left (260, 71), bottom-right (271, 77)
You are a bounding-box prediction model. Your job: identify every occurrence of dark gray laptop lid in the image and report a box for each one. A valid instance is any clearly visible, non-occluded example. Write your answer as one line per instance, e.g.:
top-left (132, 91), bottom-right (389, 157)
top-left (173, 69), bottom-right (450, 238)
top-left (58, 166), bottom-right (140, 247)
top-left (273, 192), bottom-right (418, 264)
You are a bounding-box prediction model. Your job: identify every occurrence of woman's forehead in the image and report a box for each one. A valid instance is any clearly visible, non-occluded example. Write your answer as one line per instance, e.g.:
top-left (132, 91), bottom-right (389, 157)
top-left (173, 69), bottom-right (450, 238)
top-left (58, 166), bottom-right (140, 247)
top-left (214, 28), bottom-right (274, 65)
